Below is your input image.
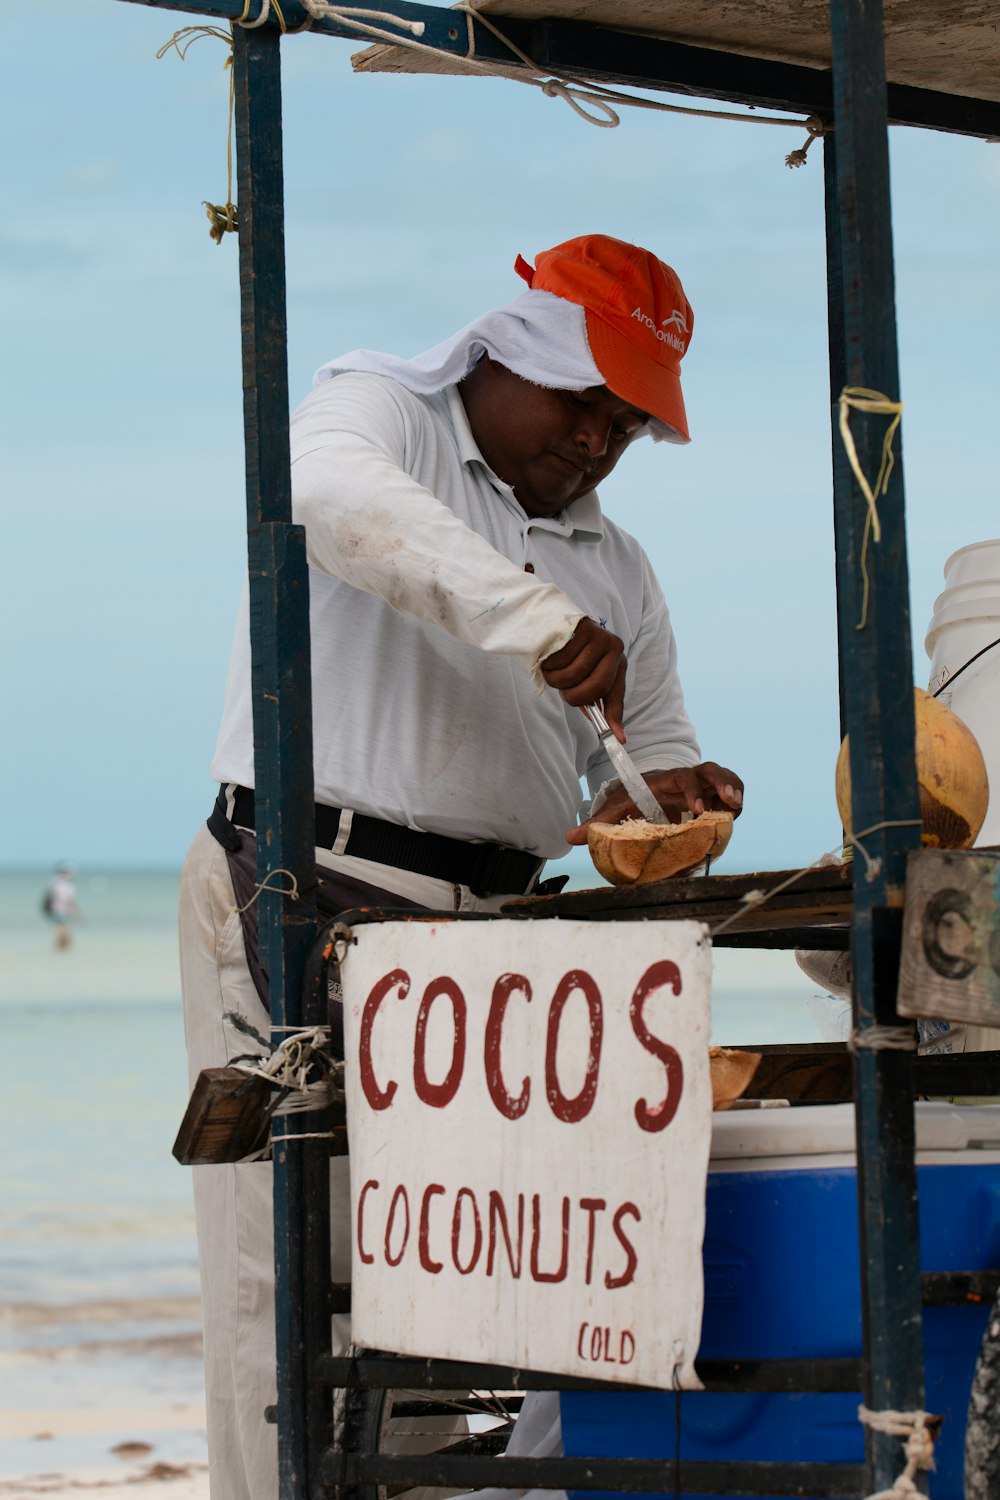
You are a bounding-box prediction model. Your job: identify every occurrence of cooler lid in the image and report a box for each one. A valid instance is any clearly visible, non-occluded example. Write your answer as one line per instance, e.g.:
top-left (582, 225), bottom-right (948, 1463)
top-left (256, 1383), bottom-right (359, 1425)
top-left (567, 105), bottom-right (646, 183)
top-left (710, 1101), bottom-right (1000, 1161)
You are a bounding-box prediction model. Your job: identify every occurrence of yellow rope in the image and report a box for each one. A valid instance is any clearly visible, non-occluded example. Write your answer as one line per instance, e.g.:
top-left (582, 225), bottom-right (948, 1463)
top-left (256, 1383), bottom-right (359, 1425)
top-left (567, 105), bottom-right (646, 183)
top-left (155, 25), bottom-right (232, 60)
top-left (158, 0), bottom-right (287, 245)
top-left (201, 41), bottom-right (238, 243)
top-left (838, 387), bottom-right (904, 631)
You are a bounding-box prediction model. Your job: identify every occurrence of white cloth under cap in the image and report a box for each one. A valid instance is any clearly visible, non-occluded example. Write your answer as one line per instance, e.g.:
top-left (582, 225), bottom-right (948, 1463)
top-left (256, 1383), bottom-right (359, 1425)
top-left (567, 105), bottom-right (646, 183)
top-left (314, 289), bottom-right (679, 442)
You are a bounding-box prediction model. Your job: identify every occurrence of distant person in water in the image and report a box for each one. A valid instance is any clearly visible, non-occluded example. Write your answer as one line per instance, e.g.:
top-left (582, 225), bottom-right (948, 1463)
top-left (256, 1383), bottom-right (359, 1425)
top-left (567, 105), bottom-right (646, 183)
top-left (43, 864), bottom-right (79, 950)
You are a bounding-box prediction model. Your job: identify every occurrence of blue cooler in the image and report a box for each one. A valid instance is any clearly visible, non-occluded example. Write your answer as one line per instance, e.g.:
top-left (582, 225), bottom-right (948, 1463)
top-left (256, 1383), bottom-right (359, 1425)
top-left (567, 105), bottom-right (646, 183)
top-left (561, 1102), bottom-right (1000, 1499)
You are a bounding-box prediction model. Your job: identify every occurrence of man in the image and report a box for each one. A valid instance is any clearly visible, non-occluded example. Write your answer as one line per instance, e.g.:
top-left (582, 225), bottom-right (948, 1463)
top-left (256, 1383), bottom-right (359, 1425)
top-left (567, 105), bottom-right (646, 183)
top-left (179, 232), bottom-right (743, 1500)
top-left (43, 863), bottom-right (79, 951)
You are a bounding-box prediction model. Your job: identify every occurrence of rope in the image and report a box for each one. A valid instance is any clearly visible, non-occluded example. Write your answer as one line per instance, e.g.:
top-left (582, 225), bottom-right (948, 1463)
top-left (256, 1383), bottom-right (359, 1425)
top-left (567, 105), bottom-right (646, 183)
top-left (838, 388), bottom-right (904, 630)
top-left (159, 0), bottom-right (833, 232)
top-left (710, 867), bottom-right (820, 938)
top-left (932, 634), bottom-right (1000, 698)
top-left (157, 0), bottom-right (289, 243)
top-left (225, 1024), bottom-right (342, 1159)
top-left (843, 819), bottom-right (922, 884)
top-left (155, 25), bottom-right (232, 60)
top-left (456, 4), bottom-right (830, 154)
top-left (302, 0), bottom-right (829, 160)
top-left (328, 921), bottom-right (358, 965)
top-left (300, 1), bottom-right (427, 39)
top-left (233, 1023), bottom-right (335, 1090)
top-left (785, 116), bottom-right (828, 167)
top-left (848, 1025), bottom-right (917, 1053)
top-left (858, 1406), bottom-right (936, 1499)
top-left (231, 1024), bottom-right (341, 1139)
top-left (233, 868), bottom-right (300, 912)
top-left (240, 0), bottom-right (282, 29)
top-left (271, 1130), bottom-right (340, 1142)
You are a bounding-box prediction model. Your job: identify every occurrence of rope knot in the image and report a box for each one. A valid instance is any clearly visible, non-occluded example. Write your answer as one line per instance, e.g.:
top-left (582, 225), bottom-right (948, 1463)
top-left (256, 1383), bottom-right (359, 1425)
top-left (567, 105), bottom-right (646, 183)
top-left (540, 78), bottom-right (620, 126)
top-left (858, 1406), bottom-right (937, 1500)
top-left (847, 1024), bottom-right (917, 1054)
top-left (204, 201), bottom-right (238, 243)
top-left (785, 114), bottom-right (828, 169)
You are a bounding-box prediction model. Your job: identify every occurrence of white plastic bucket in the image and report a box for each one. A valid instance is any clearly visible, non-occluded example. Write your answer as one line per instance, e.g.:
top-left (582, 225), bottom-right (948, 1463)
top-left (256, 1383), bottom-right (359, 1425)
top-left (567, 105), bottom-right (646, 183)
top-left (925, 539), bottom-right (1000, 848)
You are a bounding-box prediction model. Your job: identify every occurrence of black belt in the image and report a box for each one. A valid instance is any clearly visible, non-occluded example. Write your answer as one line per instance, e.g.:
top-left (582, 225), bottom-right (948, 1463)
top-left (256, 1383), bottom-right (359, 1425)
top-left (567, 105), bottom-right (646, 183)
top-left (209, 785), bottom-right (545, 899)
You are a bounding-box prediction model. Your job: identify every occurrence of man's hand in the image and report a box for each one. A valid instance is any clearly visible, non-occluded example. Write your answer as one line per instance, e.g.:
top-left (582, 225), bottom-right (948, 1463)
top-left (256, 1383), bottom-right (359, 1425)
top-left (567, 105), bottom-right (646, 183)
top-left (540, 617), bottom-right (627, 739)
top-left (566, 762), bottom-right (744, 845)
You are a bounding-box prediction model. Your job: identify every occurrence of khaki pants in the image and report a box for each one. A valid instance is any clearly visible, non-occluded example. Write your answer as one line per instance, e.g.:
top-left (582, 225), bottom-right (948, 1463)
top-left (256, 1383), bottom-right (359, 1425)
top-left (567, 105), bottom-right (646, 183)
top-left (178, 820), bottom-right (545, 1500)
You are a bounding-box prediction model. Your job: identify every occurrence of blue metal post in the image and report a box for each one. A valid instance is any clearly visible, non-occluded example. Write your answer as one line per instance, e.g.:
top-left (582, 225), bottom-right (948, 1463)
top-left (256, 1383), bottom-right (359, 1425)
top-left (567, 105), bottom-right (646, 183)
top-left (231, 25), bottom-right (330, 1500)
top-left (825, 0), bottom-right (927, 1490)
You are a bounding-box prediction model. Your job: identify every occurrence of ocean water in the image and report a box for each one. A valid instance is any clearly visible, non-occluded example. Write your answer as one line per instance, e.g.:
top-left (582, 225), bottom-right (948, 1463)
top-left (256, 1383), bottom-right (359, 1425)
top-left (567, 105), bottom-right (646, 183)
top-left (0, 868), bottom-right (203, 1481)
top-left (0, 863), bottom-right (830, 1478)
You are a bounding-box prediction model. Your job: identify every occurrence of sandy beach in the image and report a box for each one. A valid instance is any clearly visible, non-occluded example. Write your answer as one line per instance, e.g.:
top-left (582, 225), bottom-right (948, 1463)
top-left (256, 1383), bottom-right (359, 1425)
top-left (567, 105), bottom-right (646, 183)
top-left (2, 1395), bottom-right (208, 1500)
top-left (1, 1421), bottom-right (209, 1500)
top-left (1, 1294), bottom-right (208, 1500)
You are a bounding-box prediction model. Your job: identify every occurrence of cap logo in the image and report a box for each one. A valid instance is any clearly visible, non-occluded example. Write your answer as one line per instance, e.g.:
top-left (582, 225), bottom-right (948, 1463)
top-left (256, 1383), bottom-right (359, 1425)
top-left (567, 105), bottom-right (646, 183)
top-left (630, 305), bottom-right (687, 353)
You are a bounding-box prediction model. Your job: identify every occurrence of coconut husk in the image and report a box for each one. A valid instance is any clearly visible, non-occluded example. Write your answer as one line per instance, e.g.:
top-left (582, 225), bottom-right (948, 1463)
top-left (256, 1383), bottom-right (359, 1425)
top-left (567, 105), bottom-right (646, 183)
top-left (709, 1046), bottom-right (762, 1110)
top-left (588, 810), bottom-right (734, 886)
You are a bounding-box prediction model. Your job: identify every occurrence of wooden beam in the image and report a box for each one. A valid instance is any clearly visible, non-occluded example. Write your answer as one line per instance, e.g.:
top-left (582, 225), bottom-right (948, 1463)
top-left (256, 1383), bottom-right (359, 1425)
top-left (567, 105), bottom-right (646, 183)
top-left (529, 19), bottom-right (1000, 138)
top-left (113, 0), bottom-right (1000, 140)
top-left (506, 862), bottom-right (853, 940)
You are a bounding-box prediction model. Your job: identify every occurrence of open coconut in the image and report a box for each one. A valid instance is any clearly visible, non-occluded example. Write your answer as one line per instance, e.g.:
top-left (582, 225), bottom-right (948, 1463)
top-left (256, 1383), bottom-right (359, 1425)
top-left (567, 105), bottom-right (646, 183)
top-left (588, 809), bottom-right (734, 886)
top-left (709, 1046), bottom-right (761, 1110)
top-left (836, 686), bottom-right (989, 849)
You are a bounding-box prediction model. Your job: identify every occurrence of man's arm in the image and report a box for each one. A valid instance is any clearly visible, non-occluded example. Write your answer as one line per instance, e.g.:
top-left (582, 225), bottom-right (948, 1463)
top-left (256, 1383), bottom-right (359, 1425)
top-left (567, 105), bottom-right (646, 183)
top-left (291, 376), bottom-right (628, 723)
top-left (568, 562), bottom-right (743, 840)
top-left (566, 763), bottom-right (744, 844)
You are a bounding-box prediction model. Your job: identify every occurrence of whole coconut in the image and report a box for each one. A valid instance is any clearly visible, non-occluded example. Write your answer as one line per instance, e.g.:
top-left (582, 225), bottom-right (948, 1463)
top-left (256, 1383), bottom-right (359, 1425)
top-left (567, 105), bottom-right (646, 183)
top-left (835, 686), bottom-right (989, 849)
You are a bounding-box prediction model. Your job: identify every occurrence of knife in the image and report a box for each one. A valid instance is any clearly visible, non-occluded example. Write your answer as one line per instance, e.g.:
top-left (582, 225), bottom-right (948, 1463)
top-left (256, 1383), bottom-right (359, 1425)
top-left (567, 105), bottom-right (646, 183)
top-left (583, 704), bottom-right (669, 825)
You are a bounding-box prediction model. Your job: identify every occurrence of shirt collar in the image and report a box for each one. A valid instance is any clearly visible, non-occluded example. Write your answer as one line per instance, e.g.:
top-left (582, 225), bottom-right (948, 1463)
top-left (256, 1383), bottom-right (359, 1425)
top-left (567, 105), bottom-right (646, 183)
top-left (445, 385), bottom-right (605, 539)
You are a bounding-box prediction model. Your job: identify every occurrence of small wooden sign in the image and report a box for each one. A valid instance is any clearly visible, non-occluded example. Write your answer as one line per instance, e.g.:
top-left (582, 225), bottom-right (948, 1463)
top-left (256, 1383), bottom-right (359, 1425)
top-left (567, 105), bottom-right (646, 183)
top-left (339, 917), bottom-right (713, 1391)
top-left (173, 1067), bottom-right (274, 1165)
top-left (898, 848), bottom-right (1000, 1027)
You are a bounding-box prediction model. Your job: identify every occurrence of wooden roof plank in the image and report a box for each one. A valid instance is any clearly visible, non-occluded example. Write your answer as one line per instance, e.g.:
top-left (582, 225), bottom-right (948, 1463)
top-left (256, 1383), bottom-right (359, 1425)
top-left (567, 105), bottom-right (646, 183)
top-left (352, 0), bottom-right (1000, 127)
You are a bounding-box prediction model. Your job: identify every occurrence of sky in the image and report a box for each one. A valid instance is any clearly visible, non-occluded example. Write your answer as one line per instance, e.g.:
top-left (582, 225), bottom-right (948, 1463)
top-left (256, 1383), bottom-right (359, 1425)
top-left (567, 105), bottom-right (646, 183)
top-left (2, 1), bottom-right (998, 873)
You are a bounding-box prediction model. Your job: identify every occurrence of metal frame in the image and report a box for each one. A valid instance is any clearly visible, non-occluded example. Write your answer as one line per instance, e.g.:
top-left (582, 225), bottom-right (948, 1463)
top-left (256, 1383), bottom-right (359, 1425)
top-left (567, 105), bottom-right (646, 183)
top-left (824, 8), bottom-right (925, 1478)
top-left (112, 0), bottom-right (1000, 1493)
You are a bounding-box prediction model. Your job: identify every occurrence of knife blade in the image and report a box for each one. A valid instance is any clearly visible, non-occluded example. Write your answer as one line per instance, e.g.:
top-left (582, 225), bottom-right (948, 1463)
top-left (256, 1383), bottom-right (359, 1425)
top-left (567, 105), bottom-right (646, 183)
top-left (583, 705), bottom-right (669, 825)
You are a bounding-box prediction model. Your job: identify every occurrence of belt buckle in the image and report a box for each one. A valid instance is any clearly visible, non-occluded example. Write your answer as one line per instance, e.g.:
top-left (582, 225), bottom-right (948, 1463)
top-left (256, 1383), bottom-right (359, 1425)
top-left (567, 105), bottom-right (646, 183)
top-left (468, 842), bottom-right (510, 900)
top-left (469, 844), bottom-right (539, 900)
top-left (470, 846), bottom-right (530, 900)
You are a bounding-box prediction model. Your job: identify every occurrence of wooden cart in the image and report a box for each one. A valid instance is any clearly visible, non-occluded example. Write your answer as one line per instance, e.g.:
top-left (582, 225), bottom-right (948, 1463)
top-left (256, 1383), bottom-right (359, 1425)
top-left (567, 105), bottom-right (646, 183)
top-left (130, 0), bottom-right (1000, 1493)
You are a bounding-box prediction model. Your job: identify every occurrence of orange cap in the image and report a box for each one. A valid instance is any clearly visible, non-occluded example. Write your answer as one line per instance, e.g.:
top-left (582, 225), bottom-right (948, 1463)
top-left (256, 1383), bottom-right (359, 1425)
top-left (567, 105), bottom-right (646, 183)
top-left (515, 233), bottom-right (694, 441)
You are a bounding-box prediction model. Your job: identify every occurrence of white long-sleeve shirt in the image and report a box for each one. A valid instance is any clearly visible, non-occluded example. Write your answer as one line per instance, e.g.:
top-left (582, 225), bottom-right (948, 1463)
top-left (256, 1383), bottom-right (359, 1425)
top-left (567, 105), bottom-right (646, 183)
top-left (211, 373), bottom-right (700, 860)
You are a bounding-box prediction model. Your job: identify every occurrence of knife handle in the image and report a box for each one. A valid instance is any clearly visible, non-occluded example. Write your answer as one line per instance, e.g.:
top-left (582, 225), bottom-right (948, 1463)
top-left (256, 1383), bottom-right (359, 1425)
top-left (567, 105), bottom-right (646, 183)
top-left (583, 703), bottom-right (611, 737)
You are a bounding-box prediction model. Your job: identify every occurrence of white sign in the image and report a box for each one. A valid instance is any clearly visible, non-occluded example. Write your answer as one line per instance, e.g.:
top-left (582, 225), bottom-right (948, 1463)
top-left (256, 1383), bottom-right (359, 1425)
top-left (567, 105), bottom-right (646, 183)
top-left (339, 917), bottom-right (712, 1390)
